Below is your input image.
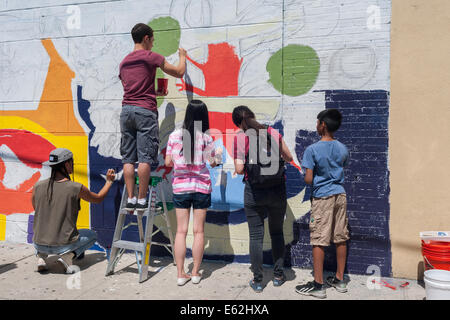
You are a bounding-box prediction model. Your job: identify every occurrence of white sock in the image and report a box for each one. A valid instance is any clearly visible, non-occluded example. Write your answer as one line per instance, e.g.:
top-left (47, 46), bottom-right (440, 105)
top-left (137, 198), bottom-right (146, 205)
top-left (127, 197), bottom-right (137, 204)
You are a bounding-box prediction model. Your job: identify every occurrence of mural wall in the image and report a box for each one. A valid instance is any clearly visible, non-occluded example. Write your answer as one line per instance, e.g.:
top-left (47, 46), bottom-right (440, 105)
top-left (0, 0), bottom-right (392, 276)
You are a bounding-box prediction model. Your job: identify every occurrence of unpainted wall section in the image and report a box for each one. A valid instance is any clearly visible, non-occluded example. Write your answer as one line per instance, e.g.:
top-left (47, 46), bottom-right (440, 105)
top-left (390, 0), bottom-right (450, 279)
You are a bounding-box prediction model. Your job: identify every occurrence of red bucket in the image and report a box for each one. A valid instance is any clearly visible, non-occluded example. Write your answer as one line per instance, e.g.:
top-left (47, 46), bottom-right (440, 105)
top-left (422, 241), bottom-right (450, 271)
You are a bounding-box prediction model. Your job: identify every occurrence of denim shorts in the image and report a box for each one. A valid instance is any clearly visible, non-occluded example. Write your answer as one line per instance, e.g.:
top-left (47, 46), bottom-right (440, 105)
top-left (120, 105), bottom-right (159, 164)
top-left (173, 192), bottom-right (211, 209)
top-left (33, 229), bottom-right (97, 259)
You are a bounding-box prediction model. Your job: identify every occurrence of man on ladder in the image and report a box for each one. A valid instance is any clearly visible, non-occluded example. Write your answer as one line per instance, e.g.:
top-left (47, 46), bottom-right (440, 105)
top-left (118, 23), bottom-right (186, 212)
top-left (107, 23), bottom-right (186, 282)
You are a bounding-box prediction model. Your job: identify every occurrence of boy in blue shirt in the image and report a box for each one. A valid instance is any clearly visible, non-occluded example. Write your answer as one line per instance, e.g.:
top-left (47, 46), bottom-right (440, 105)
top-left (295, 109), bottom-right (349, 299)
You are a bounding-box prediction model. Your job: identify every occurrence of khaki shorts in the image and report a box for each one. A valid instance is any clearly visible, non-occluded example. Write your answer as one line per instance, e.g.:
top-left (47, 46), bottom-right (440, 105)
top-left (309, 193), bottom-right (349, 246)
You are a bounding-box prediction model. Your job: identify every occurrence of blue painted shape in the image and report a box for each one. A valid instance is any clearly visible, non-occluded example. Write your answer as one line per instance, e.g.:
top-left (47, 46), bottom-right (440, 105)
top-left (27, 214), bottom-right (34, 244)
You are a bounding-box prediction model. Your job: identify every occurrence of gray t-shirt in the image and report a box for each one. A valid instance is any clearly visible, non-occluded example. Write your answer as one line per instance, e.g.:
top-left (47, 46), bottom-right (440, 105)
top-left (32, 179), bottom-right (82, 246)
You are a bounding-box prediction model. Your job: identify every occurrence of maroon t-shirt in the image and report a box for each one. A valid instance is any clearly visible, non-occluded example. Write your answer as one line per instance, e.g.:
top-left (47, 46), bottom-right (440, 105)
top-left (119, 50), bottom-right (165, 111)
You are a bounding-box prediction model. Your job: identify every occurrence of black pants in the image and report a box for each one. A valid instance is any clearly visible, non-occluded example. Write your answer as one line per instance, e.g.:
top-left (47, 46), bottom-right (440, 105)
top-left (244, 182), bottom-right (287, 283)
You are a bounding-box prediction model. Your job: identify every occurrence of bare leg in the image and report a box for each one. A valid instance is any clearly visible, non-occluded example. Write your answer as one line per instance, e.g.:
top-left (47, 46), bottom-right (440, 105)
top-left (174, 208), bottom-right (190, 278)
top-left (335, 242), bottom-right (347, 280)
top-left (312, 245), bottom-right (325, 284)
top-left (123, 163), bottom-right (136, 199)
top-left (192, 209), bottom-right (206, 276)
top-left (137, 162), bottom-right (150, 200)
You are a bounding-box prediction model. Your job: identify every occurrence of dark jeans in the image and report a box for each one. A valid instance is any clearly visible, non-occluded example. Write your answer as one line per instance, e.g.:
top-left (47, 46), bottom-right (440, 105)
top-left (244, 182), bottom-right (287, 283)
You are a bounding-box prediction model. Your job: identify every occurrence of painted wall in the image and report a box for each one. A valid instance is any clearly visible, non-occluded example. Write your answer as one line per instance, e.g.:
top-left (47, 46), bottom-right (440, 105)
top-left (0, 0), bottom-right (393, 276)
top-left (390, 0), bottom-right (450, 279)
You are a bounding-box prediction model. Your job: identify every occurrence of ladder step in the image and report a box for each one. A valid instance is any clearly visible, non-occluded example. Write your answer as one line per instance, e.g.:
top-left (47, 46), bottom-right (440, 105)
top-left (112, 240), bottom-right (145, 252)
top-left (119, 207), bottom-right (163, 216)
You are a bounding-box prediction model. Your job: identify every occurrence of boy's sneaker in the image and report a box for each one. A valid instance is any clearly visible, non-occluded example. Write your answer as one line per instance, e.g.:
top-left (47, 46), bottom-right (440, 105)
top-left (125, 202), bottom-right (136, 212)
top-left (295, 281), bottom-right (327, 299)
top-left (36, 253), bottom-right (48, 272)
top-left (326, 276), bottom-right (348, 293)
top-left (135, 202), bottom-right (148, 212)
top-left (57, 252), bottom-right (77, 274)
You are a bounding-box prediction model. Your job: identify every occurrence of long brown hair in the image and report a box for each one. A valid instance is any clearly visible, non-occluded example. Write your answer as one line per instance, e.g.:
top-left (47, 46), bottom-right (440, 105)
top-left (232, 105), bottom-right (266, 131)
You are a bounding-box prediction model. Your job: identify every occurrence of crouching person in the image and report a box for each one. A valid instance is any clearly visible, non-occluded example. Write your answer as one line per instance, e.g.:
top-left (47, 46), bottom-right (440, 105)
top-left (32, 148), bottom-right (116, 274)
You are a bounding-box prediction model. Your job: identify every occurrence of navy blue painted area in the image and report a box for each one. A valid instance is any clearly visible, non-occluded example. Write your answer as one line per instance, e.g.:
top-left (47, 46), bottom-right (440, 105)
top-left (290, 90), bottom-right (392, 277)
top-left (205, 208), bottom-right (247, 225)
top-left (27, 215), bottom-right (34, 244)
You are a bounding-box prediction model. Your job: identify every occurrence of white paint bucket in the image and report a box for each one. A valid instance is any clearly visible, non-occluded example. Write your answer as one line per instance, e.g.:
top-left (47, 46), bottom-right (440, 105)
top-left (424, 269), bottom-right (450, 300)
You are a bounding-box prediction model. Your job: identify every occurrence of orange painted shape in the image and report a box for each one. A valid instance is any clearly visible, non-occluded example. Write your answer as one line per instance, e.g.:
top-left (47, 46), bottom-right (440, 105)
top-left (0, 39), bottom-right (84, 136)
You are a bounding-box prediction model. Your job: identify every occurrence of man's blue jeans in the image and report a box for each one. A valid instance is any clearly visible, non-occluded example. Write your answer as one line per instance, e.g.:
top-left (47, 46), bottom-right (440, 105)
top-left (34, 229), bottom-right (97, 259)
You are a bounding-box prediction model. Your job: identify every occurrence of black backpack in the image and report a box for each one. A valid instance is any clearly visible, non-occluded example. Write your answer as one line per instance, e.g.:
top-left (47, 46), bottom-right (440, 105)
top-left (244, 126), bottom-right (285, 189)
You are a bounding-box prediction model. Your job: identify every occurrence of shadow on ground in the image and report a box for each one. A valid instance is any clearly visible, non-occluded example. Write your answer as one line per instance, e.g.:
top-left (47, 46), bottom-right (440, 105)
top-left (186, 260), bottom-right (229, 281)
top-left (0, 263), bottom-right (17, 275)
top-left (112, 256), bottom-right (174, 283)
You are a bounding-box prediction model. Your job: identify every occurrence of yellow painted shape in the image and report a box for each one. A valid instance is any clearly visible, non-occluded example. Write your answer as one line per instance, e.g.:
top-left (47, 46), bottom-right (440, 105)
top-left (0, 214), bottom-right (6, 241)
top-left (0, 117), bottom-right (90, 229)
top-left (145, 243), bottom-right (151, 265)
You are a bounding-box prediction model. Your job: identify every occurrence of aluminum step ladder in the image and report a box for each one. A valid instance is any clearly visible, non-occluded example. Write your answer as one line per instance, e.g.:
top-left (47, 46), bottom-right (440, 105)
top-left (105, 175), bottom-right (175, 283)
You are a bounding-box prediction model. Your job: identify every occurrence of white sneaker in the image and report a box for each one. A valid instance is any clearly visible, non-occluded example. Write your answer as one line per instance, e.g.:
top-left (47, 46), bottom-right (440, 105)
top-left (36, 253), bottom-right (48, 272)
top-left (57, 252), bottom-right (77, 274)
top-left (192, 274), bottom-right (202, 284)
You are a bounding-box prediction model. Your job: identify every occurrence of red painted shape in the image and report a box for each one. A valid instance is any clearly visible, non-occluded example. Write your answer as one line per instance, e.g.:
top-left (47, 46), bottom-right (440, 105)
top-left (156, 147), bottom-right (173, 180)
top-left (290, 160), bottom-right (303, 173)
top-left (176, 43), bottom-right (243, 97)
top-left (0, 129), bottom-right (55, 215)
top-left (208, 111), bottom-right (239, 157)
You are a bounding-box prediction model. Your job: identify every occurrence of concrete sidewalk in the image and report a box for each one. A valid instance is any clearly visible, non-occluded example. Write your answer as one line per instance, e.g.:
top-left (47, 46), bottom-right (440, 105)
top-left (0, 241), bottom-right (426, 300)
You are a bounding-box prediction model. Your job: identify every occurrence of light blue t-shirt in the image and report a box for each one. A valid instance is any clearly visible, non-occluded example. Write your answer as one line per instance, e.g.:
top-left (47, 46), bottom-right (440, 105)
top-left (301, 140), bottom-right (349, 198)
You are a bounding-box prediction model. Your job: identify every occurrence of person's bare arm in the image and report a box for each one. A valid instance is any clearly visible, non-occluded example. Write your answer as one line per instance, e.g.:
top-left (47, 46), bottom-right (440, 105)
top-left (160, 48), bottom-right (186, 78)
top-left (304, 168), bottom-right (313, 185)
top-left (280, 138), bottom-right (293, 162)
top-left (165, 154), bottom-right (174, 167)
top-left (79, 169), bottom-right (115, 204)
top-left (234, 159), bottom-right (245, 175)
